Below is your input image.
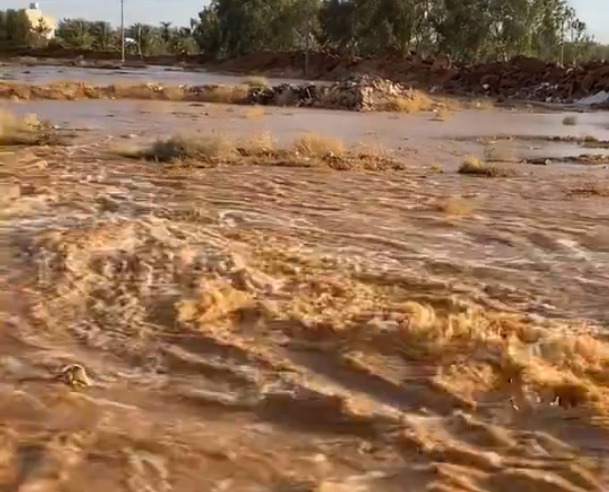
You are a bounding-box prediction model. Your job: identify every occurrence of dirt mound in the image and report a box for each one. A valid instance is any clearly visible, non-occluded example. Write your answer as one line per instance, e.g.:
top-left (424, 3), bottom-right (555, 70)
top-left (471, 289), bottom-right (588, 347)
top-left (246, 75), bottom-right (435, 111)
top-left (212, 50), bottom-right (352, 77)
top-left (444, 56), bottom-right (609, 103)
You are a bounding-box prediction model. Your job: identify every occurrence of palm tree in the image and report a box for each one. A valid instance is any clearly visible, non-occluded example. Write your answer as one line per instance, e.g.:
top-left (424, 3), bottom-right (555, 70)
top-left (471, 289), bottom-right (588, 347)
top-left (56, 18), bottom-right (94, 49)
top-left (160, 21), bottom-right (172, 44)
top-left (90, 21), bottom-right (114, 50)
top-left (130, 23), bottom-right (156, 57)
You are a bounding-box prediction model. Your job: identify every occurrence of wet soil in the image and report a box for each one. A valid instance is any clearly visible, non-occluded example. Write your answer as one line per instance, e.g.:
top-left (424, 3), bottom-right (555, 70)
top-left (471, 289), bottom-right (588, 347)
top-left (1, 97), bottom-right (609, 491)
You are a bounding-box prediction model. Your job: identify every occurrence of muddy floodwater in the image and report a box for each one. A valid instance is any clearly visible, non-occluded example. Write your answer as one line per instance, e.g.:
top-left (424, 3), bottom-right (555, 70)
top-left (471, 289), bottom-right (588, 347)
top-left (2, 91), bottom-right (609, 492)
top-left (0, 63), bottom-right (313, 86)
top-left (6, 98), bottom-right (609, 156)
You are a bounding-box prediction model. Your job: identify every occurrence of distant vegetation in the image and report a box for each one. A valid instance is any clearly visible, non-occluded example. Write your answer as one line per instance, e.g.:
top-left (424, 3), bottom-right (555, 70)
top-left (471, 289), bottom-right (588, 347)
top-left (1, 0), bottom-right (609, 64)
top-left (0, 10), bottom-right (199, 56)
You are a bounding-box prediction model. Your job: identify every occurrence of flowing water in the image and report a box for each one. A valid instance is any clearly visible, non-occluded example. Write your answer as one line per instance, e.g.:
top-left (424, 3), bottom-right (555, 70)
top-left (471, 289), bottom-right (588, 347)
top-left (2, 97), bottom-right (609, 491)
top-left (0, 63), bottom-right (313, 86)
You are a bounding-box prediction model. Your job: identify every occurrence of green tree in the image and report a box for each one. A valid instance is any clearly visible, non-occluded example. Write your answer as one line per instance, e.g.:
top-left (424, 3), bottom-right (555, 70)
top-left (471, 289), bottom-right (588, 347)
top-left (318, 0), bottom-right (359, 52)
top-left (56, 18), bottom-right (95, 49)
top-left (192, 0), bottom-right (316, 58)
top-left (432, 0), bottom-right (495, 62)
top-left (192, 4), bottom-right (223, 56)
top-left (170, 26), bottom-right (198, 55)
top-left (2, 0), bottom-right (603, 64)
top-left (0, 9), bottom-right (31, 47)
top-left (127, 23), bottom-right (161, 57)
top-left (160, 21), bottom-right (173, 44)
top-left (89, 21), bottom-right (116, 51)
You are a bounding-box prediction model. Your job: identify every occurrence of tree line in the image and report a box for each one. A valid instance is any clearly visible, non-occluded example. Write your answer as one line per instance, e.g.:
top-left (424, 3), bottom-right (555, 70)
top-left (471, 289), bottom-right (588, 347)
top-left (0, 10), bottom-right (199, 57)
top-left (1, 1), bottom-right (609, 65)
top-left (192, 0), bottom-right (609, 64)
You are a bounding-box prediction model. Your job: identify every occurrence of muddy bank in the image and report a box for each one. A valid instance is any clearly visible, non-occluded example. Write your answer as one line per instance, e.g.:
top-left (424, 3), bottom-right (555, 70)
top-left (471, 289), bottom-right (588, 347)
top-left (5, 47), bottom-right (609, 105)
top-left (0, 77), bottom-right (443, 113)
top-left (0, 45), bottom-right (193, 67)
top-left (212, 52), bottom-right (609, 105)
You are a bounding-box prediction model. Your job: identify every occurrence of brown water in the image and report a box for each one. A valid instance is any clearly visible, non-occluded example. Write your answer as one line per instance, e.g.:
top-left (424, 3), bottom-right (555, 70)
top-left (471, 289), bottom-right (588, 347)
top-left (0, 64), bottom-right (312, 87)
top-left (3, 97), bottom-right (608, 140)
top-left (2, 101), bottom-right (609, 491)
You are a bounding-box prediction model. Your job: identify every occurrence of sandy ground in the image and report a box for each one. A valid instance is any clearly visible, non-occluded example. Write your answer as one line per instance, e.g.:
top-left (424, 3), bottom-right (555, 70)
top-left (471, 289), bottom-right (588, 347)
top-left (2, 95), bottom-right (609, 492)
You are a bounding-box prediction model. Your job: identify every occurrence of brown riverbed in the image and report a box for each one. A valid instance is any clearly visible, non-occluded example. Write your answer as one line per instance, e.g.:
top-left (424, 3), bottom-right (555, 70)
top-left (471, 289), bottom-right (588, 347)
top-left (1, 92), bottom-right (609, 491)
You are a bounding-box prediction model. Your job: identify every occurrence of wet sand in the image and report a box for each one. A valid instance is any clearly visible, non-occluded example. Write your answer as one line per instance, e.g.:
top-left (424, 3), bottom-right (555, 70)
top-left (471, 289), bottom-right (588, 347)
top-left (2, 95), bottom-right (609, 491)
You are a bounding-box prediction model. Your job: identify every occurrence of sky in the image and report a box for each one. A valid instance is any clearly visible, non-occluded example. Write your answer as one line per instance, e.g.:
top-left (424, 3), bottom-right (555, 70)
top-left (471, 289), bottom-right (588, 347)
top-left (5, 0), bottom-right (609, 43)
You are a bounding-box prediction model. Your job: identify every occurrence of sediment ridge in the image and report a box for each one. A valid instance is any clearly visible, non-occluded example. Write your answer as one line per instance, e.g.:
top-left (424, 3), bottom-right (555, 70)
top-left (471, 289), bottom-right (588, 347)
top-left (0, 76), bottom-right (443, 113)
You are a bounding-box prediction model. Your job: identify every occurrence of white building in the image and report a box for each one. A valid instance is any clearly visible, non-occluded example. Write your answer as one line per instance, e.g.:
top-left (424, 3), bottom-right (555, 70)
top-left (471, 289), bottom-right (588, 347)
top-left (25, 3), bottom-right (56, 39)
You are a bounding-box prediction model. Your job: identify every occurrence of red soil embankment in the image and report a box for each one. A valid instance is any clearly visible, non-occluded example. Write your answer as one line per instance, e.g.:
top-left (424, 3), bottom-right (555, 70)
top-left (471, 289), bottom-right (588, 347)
top-left (213, 51), bottom-right (609, 103)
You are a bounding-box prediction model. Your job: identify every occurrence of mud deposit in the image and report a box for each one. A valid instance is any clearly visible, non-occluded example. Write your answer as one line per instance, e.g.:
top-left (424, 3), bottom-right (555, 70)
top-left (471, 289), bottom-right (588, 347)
top-left (0, 77), bottom-right (440, 115)
top-left (2, 98), bottom-right (609, 492)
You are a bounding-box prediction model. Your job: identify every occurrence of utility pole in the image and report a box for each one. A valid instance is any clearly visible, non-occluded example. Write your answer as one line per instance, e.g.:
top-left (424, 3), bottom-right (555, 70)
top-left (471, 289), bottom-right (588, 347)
top-left (120, 0), bottom-right (125, 63)
top-left (304, 17), bottom-right (310, 77)
top-left (304, 0), bottom-right (312, 77)
top-left (560, 17), bottom-right (565, 66)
